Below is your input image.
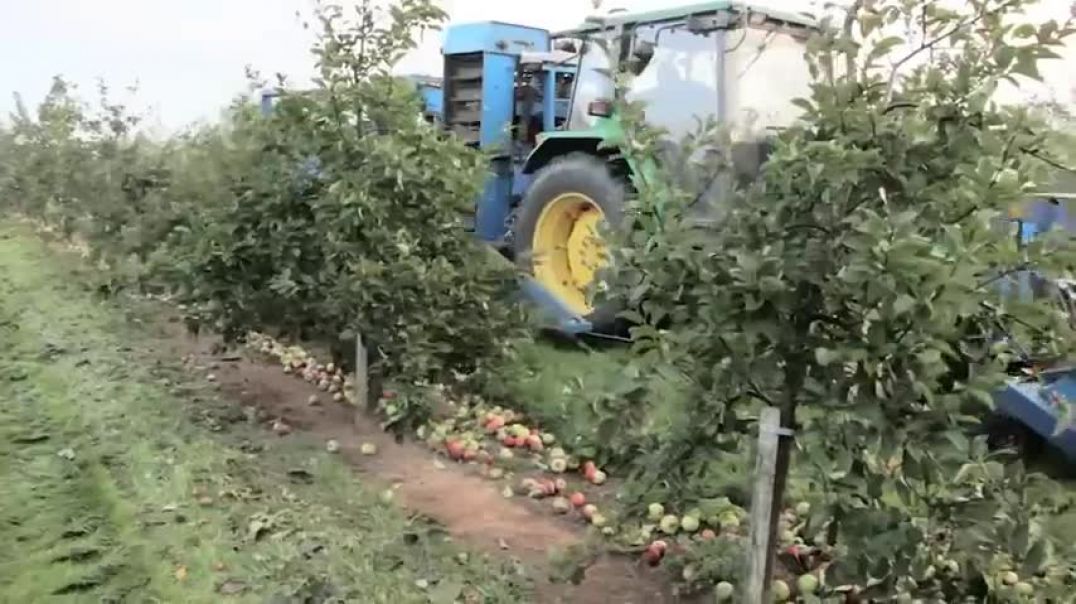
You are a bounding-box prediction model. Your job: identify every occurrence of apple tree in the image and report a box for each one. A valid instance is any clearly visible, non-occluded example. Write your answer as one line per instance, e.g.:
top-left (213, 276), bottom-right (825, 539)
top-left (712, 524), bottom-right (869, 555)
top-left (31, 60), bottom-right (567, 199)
top-left (611, 0), bottom-right (1076, 598)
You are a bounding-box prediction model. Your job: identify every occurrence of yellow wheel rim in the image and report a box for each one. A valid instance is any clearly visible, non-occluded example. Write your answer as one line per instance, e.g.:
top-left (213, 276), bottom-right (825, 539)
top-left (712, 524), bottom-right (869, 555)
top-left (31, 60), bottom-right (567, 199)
top-left (531, 192), bottom-right (609, 315)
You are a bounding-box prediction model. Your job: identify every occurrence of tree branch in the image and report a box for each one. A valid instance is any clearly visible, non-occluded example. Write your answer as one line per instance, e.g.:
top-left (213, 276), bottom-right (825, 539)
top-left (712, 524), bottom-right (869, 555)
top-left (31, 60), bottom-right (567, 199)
top-left (977, 263), bottom-right (1031, 290)
top-left (1022, 146), bottom-right (1076, 175)
top-left (883, 1), bottom-right (1018, 104)
top-left (842, 0), bottom-right (866, 80)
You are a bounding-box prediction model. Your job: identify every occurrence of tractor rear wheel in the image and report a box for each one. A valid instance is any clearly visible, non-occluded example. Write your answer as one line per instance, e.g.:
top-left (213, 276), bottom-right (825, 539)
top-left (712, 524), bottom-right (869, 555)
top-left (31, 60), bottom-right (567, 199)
top-left (512, 154), bottom-right (625, 333)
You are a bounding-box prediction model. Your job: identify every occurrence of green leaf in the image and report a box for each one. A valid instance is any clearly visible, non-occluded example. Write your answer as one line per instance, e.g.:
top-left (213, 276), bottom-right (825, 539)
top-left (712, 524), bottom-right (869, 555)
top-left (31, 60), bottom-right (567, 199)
top-left (867, 36), bottom-right (904, 62)
top-left (1021, 539), bottom-right (1049, 575)
top-left (1012, 24), bottom-right (1037, 39)
top-left (893, 294), bottom-right (915, 315)
top-left (815, 348), bottom-right (840, 366)
top-left (427, 579), bottom-right (463, 604)
top-left (1012, 52), bottom-right (1042, 80)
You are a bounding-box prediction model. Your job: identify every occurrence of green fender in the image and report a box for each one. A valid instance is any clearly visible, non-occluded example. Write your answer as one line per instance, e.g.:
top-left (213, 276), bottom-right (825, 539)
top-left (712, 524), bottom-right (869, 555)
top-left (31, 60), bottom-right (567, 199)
top-left (522, 116), bottom-right (662, 216)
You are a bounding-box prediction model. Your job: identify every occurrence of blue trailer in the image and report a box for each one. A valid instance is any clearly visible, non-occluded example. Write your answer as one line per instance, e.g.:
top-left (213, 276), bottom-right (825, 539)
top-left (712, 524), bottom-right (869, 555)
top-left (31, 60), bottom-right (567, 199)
top-left (990, 194), bottom-right (1076, 461)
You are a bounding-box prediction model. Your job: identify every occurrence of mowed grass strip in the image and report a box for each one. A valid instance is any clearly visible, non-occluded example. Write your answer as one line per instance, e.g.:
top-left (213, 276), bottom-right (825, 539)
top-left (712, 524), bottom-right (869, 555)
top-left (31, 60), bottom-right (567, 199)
top-left (0, 223), bottom-right (530, 603)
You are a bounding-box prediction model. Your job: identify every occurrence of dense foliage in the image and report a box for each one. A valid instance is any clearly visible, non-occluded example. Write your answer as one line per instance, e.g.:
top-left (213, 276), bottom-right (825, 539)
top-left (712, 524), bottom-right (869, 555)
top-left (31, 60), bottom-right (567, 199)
top-left (606, 0), bottom-right (1076, 599)
top-left (0, 1), bottom-right (527, 421)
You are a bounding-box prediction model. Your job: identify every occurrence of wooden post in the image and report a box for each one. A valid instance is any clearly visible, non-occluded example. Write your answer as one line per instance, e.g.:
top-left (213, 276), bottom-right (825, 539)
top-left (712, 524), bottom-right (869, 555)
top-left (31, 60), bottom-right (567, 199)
top-left (353, 332), bottom-right (368, 424)
top-left (745, 406), bottom-right (782, 604)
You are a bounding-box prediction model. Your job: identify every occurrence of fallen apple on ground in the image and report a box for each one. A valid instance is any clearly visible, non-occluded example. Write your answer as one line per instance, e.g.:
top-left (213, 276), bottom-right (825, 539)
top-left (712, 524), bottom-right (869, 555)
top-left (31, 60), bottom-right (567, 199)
top-left (680, 515), bottom-right (700, 533)
top-left (797, 573), bottom-right (819, 595)
top-left (379, 489), bottom-right (395, 504)
top-left (526, 434), bottom-right (544, 451)
top-left (772, 579), bottom-right (791, 602)
top-left (445, 440), bottom-right (465, 461)
top-left (582, 461), bottom-right (597, 481)
top-left (581, 504), bottom-right (598, 520)
top-left (659, 514), bottom-right (680, 535)
top-left (647, 502), bottom-right (665, 521)
top-left (643, 540), bottom-right (667, 567)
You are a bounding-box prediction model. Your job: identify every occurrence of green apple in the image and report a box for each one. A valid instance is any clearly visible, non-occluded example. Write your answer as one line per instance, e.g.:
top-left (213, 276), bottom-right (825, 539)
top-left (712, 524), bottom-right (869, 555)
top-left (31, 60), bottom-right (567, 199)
top-left (797, 574), bottom-right (819, 594)
top-left (647, 502), bottom-right (665, 521)
top-left (659, 514), bottom-right (680, 535)
top-left (680, 515), bottom-right (701, 533)
top-left (772, 579), bottom-right (791, 602)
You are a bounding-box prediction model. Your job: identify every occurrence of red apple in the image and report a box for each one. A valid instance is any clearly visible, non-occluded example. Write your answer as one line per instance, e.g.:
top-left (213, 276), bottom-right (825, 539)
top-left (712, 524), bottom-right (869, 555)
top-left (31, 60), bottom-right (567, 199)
top-left (445, 440), bottom-right (465, 461)
top-left (569, 492), bottom-right (586, 508)
top-left (643, 540), bottom-right (667, 566)
top-left (582, 461), bottom-right (597, 481)
top-left (485, 415), bottom-right (506, 433)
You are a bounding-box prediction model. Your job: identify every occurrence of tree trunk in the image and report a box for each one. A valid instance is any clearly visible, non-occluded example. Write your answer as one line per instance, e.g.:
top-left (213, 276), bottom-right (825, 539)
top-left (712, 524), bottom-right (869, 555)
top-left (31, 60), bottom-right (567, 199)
top-left (763, 360), bottom-right (804, 593)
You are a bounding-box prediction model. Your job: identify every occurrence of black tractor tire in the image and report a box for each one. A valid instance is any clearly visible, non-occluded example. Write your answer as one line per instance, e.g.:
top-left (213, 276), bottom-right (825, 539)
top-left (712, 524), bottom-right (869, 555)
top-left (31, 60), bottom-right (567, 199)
top-left (513, 153), bottom-right (626, 333)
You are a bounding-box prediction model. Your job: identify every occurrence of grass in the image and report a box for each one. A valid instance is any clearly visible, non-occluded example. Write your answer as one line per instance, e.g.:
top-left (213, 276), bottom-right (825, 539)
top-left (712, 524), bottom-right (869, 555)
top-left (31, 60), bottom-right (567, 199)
top-left (491, 333), bottom-right (694, 466)
top-left (496, 338), bottom-right (632, 443)
top-left (0, 222), bottom-right (530, 603)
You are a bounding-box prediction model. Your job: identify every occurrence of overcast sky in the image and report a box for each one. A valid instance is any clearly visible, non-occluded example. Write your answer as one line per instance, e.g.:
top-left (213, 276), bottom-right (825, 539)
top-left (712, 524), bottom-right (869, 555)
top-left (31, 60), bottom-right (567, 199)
top-left (1, 0), bottom-right (1072, 131)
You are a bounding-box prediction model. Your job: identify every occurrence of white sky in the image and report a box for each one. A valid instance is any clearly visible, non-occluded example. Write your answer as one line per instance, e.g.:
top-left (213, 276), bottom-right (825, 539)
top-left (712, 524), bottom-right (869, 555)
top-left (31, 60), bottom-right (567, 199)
top-left (0, 0), bottom-right (1072, 130)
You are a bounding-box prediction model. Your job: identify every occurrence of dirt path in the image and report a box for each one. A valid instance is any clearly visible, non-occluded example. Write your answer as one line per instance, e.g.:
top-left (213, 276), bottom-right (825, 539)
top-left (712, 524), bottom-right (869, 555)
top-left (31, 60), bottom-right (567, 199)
top-left (171, 329), bottom-right (682, 604)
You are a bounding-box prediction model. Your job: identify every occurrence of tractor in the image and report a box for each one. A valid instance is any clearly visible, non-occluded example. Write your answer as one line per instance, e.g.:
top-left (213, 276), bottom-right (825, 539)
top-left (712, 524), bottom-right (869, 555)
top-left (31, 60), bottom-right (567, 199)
top-left (433, 3), bottom-right (816, 334)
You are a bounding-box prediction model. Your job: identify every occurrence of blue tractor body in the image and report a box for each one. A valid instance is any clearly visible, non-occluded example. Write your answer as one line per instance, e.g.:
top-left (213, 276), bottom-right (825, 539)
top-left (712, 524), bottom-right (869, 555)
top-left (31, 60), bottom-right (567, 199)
top-left (403, 74), bottom-right (444, 122)
top-left (437, 21), bottom-right (586, 332)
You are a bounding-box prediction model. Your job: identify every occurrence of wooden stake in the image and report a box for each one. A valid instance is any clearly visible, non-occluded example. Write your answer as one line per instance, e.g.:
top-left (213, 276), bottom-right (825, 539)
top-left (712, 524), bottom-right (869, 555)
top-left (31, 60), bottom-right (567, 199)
top-left (745, 406), bottom-right (782, 604)
top-left (353, 332), bottom-right (368, 424)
